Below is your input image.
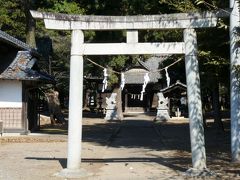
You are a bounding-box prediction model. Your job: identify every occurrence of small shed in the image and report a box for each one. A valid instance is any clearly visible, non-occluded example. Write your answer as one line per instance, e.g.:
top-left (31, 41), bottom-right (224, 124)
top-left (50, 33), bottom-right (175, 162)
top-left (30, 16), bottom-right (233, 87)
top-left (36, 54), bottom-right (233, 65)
top-left (123, 57), bottom-right (164, 113)
top-left (160, 80), bottom-right (187, 117)
top-left (0, 30), bottom-right (53, 134)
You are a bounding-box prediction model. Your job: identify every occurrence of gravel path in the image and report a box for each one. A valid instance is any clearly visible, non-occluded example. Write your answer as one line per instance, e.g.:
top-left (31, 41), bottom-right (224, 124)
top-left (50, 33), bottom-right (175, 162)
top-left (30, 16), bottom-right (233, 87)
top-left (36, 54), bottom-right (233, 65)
top-left (0, 118), bottom-right (118, 180)
top-left (94, 116), bottom-right (183, 180)
top-left (0, 115), bottom-right (239, 179)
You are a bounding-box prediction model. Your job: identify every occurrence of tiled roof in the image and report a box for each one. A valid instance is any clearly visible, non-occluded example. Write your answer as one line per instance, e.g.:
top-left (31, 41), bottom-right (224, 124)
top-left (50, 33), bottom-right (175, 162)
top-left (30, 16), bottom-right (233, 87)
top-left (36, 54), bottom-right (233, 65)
top-left (0, 30), bottom-right (53, 82)
top-left (0, 51), bottom-right (53, 81)
top-left (0, 30), bottom-right (37, 53)
top-left (139, 56), bottom-right (167, 71)
top-left (160, 80), bottom-right (187, 93)
top-left (124, 68), bottom-right (161, 84)
top-left (124, 56), bottom-right (165, 84)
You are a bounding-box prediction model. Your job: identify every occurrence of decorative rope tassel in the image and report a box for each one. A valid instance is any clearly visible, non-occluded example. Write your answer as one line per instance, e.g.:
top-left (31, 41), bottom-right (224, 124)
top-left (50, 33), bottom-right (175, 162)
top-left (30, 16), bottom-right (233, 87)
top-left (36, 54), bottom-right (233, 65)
top-left (120, 72), bottom-right (125, 90)
top-left (140, 73), bottom-right (150, 101)
top-left (165, 67), bottom-right (170, 87)
top-left (140, 92), bottom-right (144, 101)
top-left (102, 68), bottom-right (108, 92)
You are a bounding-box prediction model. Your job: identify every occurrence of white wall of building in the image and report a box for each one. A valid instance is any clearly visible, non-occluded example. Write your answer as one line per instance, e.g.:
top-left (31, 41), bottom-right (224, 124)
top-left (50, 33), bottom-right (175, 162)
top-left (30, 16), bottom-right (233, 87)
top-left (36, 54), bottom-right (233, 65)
top-left (0, 80), bottom-right (22, 108)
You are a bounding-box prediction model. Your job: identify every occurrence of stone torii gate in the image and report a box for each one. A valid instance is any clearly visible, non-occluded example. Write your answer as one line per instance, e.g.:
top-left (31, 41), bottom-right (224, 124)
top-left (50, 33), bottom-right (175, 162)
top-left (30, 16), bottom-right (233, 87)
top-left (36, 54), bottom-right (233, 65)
top-left (230, 0), bottom-right (240, 163)
top-left (31, 10), bottom-right (227, 177)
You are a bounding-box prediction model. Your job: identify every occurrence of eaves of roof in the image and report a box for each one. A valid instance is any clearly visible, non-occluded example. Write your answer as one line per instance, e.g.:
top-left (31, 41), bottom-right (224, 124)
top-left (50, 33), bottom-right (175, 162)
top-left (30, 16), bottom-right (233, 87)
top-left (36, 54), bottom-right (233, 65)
top-left (0, 51), bottom-right (54, 82)
top-left (0, 30), bottom-right (39, 56)
top-left (160, 81), bottom-right (187, 93)
top-left (124, 68), bottom-right (160, 84)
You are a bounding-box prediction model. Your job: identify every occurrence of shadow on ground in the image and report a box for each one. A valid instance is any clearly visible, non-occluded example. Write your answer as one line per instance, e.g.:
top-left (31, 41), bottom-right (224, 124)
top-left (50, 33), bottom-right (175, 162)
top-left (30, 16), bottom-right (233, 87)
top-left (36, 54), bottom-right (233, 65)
top-left (25, 156), bottom-right (189, 172)
top-left (35, 112), bottom-right (238, 178)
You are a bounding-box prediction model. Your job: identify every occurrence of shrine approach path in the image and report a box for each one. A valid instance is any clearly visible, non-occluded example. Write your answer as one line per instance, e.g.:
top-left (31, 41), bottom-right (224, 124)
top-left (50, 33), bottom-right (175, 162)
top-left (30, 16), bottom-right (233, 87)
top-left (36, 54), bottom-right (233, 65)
top-left (93, 114), bottom-right (186, 180)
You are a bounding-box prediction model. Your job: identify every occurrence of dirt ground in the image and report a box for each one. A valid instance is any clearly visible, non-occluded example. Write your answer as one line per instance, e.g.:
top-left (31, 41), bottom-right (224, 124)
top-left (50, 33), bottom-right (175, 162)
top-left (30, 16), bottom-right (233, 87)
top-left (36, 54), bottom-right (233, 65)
top-left (0, 114), bottom-right (240, 180)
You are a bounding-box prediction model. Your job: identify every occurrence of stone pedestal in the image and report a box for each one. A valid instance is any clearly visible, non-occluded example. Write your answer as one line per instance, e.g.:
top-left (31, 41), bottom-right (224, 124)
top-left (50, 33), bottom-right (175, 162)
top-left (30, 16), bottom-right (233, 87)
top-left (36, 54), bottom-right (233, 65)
top-left (104, 93), bottom-right (119, 120)
top-left (55, 168), bottom-right (92, 178)
top-left (155, 92), bottom-right (170, 121)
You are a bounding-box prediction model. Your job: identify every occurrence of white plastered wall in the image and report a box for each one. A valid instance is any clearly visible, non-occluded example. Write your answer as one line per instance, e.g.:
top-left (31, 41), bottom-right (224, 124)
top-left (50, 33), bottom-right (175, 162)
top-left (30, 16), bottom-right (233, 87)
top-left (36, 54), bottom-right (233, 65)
top-left (0, 80), bottom-right (22, 108)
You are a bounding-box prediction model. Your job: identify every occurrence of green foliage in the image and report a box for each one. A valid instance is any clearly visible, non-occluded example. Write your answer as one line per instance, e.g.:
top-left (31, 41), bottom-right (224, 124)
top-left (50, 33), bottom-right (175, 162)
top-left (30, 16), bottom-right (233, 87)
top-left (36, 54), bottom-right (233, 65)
top-left (0, 0), bottom-right (231, 97)
top-left (32, 0), bottom-right (87, 95)
top-left (160, 0), bottom-right (198, 12)
top-left (108, 68), bottom-right (119, 87)
top-left (109, 56), bottom-right (128, 70)
top-left (43, 0), bottom-right (85, 14)
top-left (194, 0), bottom-right (228, 8)
top-left (0, 0), bottom-right (26, 38)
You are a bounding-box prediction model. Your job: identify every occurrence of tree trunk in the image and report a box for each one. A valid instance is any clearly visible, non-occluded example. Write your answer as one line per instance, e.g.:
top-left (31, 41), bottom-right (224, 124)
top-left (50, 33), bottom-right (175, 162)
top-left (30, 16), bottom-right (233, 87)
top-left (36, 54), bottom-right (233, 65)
top-left (113, 85), bottom-right (124, 120)
top-left (83, 89), bottom-right (90, 111)
top-left (212, 78), bottom-right (224, 131)
top-left (23, 0), bottom-right (36, 48)
top-left (46, 90), bottom-right (66, 124)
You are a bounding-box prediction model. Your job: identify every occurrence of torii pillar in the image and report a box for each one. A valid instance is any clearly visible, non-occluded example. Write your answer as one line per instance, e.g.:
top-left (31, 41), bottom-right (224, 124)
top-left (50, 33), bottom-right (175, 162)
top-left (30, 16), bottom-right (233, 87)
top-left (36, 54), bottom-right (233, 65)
top-left (230, 0), bottom-right (240, 162)
top-left (184, 29), bottom-right (206, 170)
top-left (57, 30), bottom-right (88, 177)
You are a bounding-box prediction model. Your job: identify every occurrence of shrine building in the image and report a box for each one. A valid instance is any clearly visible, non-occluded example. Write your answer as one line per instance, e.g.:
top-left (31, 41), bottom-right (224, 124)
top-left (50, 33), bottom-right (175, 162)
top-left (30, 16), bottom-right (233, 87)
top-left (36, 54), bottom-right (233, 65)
top-left (0, 30), bottom-right (54, 135)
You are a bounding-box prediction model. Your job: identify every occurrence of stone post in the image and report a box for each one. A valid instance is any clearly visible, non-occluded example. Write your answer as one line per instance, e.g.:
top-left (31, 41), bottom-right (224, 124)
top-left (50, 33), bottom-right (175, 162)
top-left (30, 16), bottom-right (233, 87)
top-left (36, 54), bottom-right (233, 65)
top-left (127, 30), bottom-right (138, 43)
top-left (230, 0), bottom-right (240, 162)
top-left (57, 30), bottom-right (88, 178)
top-left (155, 92), bottom-right (170, 121)
top-left (104, 93), bottom-right (118, 120)
top-left (184, 29), bottom-right (206, 170)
